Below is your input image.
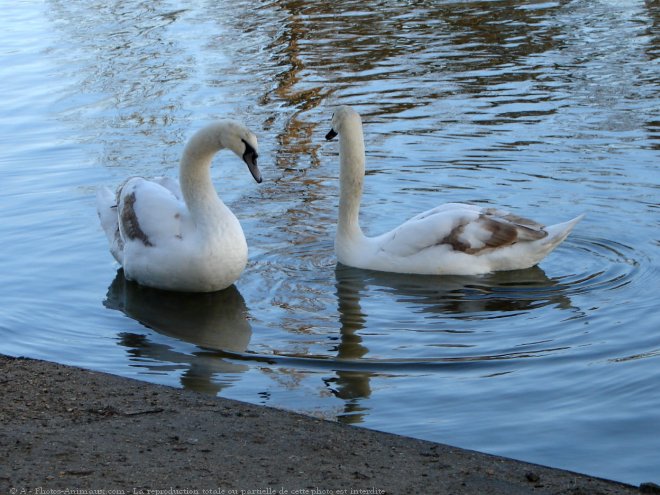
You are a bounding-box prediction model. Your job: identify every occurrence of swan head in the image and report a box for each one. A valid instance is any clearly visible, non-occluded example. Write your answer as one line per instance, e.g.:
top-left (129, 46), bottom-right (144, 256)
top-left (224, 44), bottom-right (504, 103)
top-left (325, 106), bottom-right (361, 141)
top-left (218, 120), bottom-right (262, 183)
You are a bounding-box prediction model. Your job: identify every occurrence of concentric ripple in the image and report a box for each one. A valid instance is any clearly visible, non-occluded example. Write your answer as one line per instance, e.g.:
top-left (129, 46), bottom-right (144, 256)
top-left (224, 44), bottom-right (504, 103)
top-left (224, 233), bottom-right (649, 373)
top-left (554, 236), bottom-right (641, 294)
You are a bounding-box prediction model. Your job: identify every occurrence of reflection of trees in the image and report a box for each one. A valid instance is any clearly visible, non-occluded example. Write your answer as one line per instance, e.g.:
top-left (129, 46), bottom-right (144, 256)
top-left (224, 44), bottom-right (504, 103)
top-left (644, 1), bottom-right (659, 149)
top-left (45, 0), bottom-right (581, 171)
top-left (263, 6), bottom-right (326, 171)
top-left (104, 270), bottom-right (252, 395)
top-left (266, 0), bottom-right (565, 120)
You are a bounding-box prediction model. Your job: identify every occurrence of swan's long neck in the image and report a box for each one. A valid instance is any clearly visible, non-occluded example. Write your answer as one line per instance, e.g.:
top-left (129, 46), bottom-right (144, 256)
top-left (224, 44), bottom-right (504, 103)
top-left (338, 119), bottom-right (366, 242)
top-left (179, 124), bottom-right (226, 228)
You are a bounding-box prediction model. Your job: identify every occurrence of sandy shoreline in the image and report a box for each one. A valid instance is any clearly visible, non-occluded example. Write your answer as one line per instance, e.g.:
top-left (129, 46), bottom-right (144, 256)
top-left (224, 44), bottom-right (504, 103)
top-left (1, 354), bottom-right (649, 494)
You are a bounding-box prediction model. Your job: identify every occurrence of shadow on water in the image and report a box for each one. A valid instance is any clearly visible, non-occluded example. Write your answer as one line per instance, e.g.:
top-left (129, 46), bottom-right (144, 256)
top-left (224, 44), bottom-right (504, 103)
top-left (99, 228), bottom-right (643, 420)
top-left (103, 270), bottom-right (252, 395)
top-left (335, 262), bottom-right (575, 317)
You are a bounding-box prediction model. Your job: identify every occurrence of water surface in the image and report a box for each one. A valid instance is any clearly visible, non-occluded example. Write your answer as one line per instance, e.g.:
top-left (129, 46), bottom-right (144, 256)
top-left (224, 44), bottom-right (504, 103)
top-left (1, 0), bottom-right (658, 485)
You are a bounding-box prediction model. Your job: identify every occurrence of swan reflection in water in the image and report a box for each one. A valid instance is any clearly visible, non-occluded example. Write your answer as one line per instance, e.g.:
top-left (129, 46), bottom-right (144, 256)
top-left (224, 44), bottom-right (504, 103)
top-left (329, 262), bottom-right (575, 424)
top-left (104, 270), bottom-right (252, 395)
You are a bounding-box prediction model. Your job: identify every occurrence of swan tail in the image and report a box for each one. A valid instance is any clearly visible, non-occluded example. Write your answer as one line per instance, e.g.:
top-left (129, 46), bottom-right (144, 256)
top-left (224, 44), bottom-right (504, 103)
top-left (543, 213), bottom-right (585, 249)
top-left (96, 186), bottom-right (124, 264)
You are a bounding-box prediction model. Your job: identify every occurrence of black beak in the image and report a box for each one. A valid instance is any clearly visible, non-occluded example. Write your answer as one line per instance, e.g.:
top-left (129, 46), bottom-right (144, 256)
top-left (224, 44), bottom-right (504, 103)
top-left (242, 140), bottom-right (262, 183)
top-left (325, 128), bottom-right (338, 141)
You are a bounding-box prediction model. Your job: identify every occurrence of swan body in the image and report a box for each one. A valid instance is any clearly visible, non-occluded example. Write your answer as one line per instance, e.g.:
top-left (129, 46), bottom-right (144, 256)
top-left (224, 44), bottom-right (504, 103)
top-left (97, 120), bottom-right (262, 292)
top-left (325, 106), bottom-right (583, 275)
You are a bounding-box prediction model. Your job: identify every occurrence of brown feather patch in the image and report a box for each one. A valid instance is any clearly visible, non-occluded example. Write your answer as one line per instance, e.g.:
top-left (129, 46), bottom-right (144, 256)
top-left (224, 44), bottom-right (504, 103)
top-left (440, 223), bottom-right (471, 253)
top-left (480, 216), bottom-right (519, 249)
top-left (482, 208), bottom-right (547, 241)
top-left (120, 192), bottom-right (153, 247)
top-left (440, 217), bottom-right (518, 254)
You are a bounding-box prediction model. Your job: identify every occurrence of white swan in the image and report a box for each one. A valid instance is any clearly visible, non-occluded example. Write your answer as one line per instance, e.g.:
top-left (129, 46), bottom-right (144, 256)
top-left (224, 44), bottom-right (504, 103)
top-left (325, 106), bottom-right (584, 275)
top-left (97, 120), bottom-right (262, 292)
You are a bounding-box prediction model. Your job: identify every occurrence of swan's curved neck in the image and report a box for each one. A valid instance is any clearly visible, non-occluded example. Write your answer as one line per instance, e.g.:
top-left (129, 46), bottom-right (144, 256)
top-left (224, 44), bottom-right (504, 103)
top-left (179, 124), bottom-right (226, 225)
top-left (338, 120), bottom-right (366, 242)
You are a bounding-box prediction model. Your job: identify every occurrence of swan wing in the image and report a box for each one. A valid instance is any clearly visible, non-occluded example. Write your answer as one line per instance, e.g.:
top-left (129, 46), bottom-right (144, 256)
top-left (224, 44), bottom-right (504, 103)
top-left (117, 177), bottom-right (187, 249)
top-left (153, 176), bottom-right (183, 200)
top-left (378, 204), bottom-right (548, 257)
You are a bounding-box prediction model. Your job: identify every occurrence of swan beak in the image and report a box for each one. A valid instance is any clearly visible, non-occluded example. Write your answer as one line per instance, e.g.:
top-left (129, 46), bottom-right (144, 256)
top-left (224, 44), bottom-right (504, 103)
top-left (242, 143), bottom-right (262, 183)
top-left (245, 155), bottom-right (262, 183)
top-left (325, 129), bottom-right (338, 140)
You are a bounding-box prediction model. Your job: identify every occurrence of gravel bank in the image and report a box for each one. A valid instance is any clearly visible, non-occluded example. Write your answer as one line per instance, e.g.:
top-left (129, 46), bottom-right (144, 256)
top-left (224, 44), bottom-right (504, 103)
top-left (1, 355), bottom-right (646, 495)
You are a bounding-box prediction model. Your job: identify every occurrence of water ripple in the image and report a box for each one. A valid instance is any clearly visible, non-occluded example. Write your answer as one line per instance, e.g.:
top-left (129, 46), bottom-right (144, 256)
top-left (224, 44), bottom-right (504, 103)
top-left (237, 230), bottom-right (650, 375)
top-left (555, 236), bottom-right (641, 294)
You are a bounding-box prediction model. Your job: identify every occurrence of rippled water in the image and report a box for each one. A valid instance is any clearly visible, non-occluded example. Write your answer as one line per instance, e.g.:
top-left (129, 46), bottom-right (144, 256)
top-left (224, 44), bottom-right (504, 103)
top-left (1, 0), bottom-right (658, 485)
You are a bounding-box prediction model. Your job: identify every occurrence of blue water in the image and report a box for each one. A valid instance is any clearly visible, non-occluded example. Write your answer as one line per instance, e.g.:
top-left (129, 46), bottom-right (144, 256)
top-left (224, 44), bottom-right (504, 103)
top-left (1, 0), bottom-right (658, 485)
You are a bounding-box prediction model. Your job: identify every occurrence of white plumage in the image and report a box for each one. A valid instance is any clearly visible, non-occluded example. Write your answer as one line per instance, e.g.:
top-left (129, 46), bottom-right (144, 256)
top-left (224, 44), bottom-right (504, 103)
top-left (97, 120), bottom-right (262, 292)
top-left (325, 106), bottom-right (583, 275)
